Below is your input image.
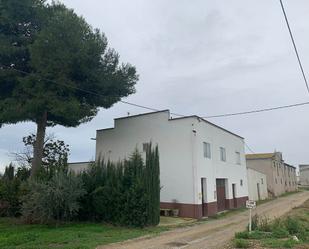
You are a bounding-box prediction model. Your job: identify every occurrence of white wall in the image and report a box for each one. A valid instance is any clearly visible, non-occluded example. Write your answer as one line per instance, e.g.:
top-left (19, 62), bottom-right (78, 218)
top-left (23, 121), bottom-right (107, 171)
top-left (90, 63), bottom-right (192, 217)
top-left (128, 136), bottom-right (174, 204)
top-left (194, 119), bottom-right (249, 204)
top-left (68, 162), bottom-right (91, 173)
top-left (95, 110), bottom-right (248, 205)
top-left (96, 111), bottom-right (195, 204)
top-left (247, 168), bottom-right (268, 201)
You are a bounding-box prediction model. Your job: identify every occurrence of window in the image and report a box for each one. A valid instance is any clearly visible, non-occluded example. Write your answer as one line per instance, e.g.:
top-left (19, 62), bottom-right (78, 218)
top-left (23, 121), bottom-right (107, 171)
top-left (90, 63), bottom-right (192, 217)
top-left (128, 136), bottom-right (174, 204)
top-left (235, 151), bottom-right (241, 165)
top-left (275, 178), bottom-right (277, 184)
top-left (203, 142), bottom-right (211, 159)
top-left (220, 147), bottom-right (226, 162)
top-left (261, 178), bottom-right (264, 184)
top-left (240, 179), bottom-right (243, 186)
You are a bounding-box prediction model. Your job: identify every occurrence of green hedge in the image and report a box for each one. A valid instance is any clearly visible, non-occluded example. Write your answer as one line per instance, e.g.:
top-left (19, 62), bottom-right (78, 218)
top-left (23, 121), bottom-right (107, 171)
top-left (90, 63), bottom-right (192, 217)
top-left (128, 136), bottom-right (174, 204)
top-left (79, 144), bottom-right (160, 227)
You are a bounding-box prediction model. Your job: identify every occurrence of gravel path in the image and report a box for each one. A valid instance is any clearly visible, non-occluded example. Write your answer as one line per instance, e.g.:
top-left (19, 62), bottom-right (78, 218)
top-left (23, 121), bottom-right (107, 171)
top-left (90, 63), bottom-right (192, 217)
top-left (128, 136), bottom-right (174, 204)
top-left (97, 191), bottom-right (309, 249)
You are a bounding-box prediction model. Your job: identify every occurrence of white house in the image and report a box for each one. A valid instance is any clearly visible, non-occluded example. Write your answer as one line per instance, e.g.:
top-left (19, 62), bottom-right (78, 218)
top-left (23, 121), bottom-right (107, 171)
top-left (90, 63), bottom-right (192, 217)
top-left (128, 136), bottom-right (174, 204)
top-left (93, 110), bottom-right (248, 219)
top-left (247, 168), bottom-right (268, 201)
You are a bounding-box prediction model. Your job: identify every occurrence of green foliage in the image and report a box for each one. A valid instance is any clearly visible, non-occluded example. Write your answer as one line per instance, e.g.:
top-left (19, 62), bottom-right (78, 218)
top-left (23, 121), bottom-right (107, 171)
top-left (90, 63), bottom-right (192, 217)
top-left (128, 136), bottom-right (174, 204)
top-left (12, 134), bottom-right (70, 178)
top-left (0, 164), bottom-right (25, 217)
top-left (250, 214), bottom-right (259, 231)
top-left (272, 227), bottom-right (289, 238)
top-left (235, 231), bottom-right (250, 239)
top-left (21, 171), bottom-right (85, 223)
top-left (235, 231), bottom-right (272, 240)
top-left (0, 217), bottom-right (166, 249)
top-left (285, 216), bottom-right (303, 235)
top-left (0, 0), bottom-right (137, 128)
top-left (261, 238), bottom-right (299, 248)
top-left (79, 145), bottom-right (160, 227)
top-left (234, 239), bottom-right (250, 248)
top-left (0, 0), bottom-right (138, 176)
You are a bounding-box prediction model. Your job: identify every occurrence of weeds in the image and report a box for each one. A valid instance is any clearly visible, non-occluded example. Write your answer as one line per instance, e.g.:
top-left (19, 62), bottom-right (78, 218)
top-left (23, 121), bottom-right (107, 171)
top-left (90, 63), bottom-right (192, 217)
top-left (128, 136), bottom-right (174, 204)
top-left (234, 239), bottom-right (250, 248)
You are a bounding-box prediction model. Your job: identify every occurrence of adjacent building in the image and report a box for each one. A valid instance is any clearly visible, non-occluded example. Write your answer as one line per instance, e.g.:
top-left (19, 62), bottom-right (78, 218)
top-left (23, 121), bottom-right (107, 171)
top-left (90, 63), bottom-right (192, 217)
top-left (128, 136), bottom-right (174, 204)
top-left (247, 168), bottom-right (268, 201)
top-left (299, 164), bottom-right (309, 186)
top-left (246, 152), bottom-right (297, 197)
top-left (93, 110), bottom-right (248, 219)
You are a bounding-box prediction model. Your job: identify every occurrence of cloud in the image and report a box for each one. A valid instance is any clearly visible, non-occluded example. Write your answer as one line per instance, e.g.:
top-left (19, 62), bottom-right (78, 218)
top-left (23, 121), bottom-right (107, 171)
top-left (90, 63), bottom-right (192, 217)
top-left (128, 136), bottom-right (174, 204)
top-left (1, 0), bottom-right (309, 169)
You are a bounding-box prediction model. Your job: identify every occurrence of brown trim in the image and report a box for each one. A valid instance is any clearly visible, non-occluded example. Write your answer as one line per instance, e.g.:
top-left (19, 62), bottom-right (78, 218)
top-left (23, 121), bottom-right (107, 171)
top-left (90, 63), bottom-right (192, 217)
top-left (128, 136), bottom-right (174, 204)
top-left (160, 202), bottom-right (202, 219)
top-left (225, 199), bottom-right (235, 209)
top-left (203, 202), bottom-right (218, 217)
top-left (235, 196), bottom-right (248, 208)
top-left (160, 198), bottom-right (248, 219)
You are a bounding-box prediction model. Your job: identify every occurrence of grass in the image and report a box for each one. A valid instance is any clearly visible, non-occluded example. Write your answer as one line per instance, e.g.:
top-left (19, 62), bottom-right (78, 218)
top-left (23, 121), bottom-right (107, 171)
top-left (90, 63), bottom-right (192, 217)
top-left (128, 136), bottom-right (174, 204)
top-left (232, 198), bottom-right (309, 248)
top-left (0, 218), bottom-right (167, 249)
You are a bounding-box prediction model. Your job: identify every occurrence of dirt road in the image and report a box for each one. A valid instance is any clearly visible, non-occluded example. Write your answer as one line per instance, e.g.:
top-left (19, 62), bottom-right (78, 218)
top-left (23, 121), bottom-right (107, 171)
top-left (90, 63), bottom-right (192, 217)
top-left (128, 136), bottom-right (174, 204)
top-left (97, 191), bottom-right (309, 249)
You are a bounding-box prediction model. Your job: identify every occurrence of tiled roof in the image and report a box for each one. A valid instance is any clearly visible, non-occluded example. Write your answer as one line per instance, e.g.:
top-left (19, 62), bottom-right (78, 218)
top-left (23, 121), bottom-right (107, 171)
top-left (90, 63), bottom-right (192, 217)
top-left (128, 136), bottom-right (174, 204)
top-left (246, 153), bottom-right (275, 159)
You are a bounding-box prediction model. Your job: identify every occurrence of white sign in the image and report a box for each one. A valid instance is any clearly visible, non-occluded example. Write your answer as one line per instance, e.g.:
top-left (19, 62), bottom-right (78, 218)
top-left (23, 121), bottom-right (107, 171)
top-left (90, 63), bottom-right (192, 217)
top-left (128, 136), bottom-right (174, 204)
top-left (246, 200), bottom-right (256, 233)
top-left (246, 200), bottom-right (256, 209)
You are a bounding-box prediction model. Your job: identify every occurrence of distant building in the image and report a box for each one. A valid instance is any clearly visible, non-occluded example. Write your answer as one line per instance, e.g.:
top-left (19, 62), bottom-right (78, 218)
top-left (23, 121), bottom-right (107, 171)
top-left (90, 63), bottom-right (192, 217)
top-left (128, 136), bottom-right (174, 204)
top-left (76, 110), bottom-right (249, 219)
top-left (69, 161), bottom-right (92, 173)
top-left (246, 152), bottom-right (297, 197)
top-left (247, 168), bottom-right (268, 201)
top-left (299, 164), bottom-right (309, 186)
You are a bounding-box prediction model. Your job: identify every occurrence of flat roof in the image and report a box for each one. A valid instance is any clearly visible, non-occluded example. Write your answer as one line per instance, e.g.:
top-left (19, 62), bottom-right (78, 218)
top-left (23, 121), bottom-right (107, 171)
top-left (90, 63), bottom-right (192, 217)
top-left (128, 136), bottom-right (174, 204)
top-left (68, 161), bottom-right (93, 165)
top-left (97, 110), bottom-right (244, 139)
top-left (246, 153), bottom-right (275, 160)
top-left (170, 115), bottom-right (244, 139)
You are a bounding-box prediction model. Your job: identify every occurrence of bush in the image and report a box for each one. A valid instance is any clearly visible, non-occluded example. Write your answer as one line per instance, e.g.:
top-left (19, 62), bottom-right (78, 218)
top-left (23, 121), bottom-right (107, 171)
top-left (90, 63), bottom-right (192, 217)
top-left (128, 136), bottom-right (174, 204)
top-left (235, 231), bottom-right (250, 239)
top-left (22, 171), bottom-right (85, 223)
top-left (285, 216), bottom-right (303, 235)
top-left (272, 227), bottom-right (289, 238)
top-left (78, 144), bottom-right (160, 227)
top-left (0, 165), bottom-right (24, 217)
top-left (92, 185), bottom-right (122, 223)
top-left (234, 239), bottom-right (250, 248)
top-left (258, 216), bottom-right (272, 232)
top-left (251, 214), bottom-right (259, 231)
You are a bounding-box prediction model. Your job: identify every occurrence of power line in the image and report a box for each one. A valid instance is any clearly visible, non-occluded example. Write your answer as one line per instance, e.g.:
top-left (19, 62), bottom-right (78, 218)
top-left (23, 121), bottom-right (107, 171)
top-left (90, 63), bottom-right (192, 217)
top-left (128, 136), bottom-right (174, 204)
top-left (203, 101), bottom-right (309, 118)
top-left (245, 142), bottom-right (255, 154)
top-left (1, 64), bottom-right (309, 119)
top-left (279, 0), bottom-right (309, 95)
top-left (0, 64), bottom-right (184, 116)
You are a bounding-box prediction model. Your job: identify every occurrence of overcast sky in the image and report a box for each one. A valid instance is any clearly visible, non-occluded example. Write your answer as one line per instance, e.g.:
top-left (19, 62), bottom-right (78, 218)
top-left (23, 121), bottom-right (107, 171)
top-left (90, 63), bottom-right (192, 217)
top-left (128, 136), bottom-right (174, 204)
top-left (1, 0), bottom-right (309, 172)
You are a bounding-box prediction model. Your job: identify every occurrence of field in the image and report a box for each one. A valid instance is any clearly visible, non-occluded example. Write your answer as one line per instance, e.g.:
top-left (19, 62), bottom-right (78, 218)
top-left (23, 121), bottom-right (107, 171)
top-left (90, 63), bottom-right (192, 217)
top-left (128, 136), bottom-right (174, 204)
top-left (231, 199), bottom-right (309, 249)
top-left (0, 218), bottom-right (166, 249)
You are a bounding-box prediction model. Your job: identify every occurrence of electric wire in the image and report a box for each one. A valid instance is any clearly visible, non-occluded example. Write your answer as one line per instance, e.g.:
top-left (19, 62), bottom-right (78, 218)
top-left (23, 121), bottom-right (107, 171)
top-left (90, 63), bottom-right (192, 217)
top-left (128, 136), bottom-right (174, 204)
top-left (1, 64), bottom-right (309, 119)
top-left (279, 0), bottom-right (309, 95)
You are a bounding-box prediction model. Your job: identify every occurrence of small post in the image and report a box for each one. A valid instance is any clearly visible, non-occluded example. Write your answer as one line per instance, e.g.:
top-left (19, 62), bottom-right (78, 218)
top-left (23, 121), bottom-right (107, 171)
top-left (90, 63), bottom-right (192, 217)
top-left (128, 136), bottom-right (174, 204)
top-left (249, 208), bottom-right (252, 233)
top-left (246, 200), bottom-right (256, 233)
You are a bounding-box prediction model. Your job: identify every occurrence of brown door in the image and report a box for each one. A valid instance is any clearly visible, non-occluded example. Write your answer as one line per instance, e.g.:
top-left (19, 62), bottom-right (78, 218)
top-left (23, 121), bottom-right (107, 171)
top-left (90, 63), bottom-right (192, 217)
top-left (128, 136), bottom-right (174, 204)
top-left (232, 184), bottom-right (237, 208)
top-left (216, 179), bottom-right (226, 212)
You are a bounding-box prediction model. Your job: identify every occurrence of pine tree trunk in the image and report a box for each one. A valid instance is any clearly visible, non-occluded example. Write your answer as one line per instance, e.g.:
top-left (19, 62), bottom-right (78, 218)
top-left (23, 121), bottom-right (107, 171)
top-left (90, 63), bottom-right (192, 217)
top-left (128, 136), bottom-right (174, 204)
top-left (31, 111), bottom-right (47, 178)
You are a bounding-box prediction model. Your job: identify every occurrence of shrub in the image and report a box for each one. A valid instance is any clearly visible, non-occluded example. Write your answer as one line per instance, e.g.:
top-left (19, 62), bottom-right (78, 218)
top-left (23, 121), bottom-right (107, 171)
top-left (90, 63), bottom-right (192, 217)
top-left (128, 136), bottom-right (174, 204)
top-left (22, 171), bottom-right (85, 223)
top-left (235, 231), bottom-right (250, 239)
top-left (272, 227), bottom-right (289, 238)
top-left (285, 216), bottom-right (303, 235)
top-left (234, 239), bottom-right (250, 248)
top-left (251, 214), bottom-right (259, 231)
top-left (0, 165), bottom-right (24, 217)
top-left (258, 216), bottom-right (272, 232)
top-left (78, 144), bottom-right (160, 227)
top-left (92, 185), bottom-right (122, 223)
